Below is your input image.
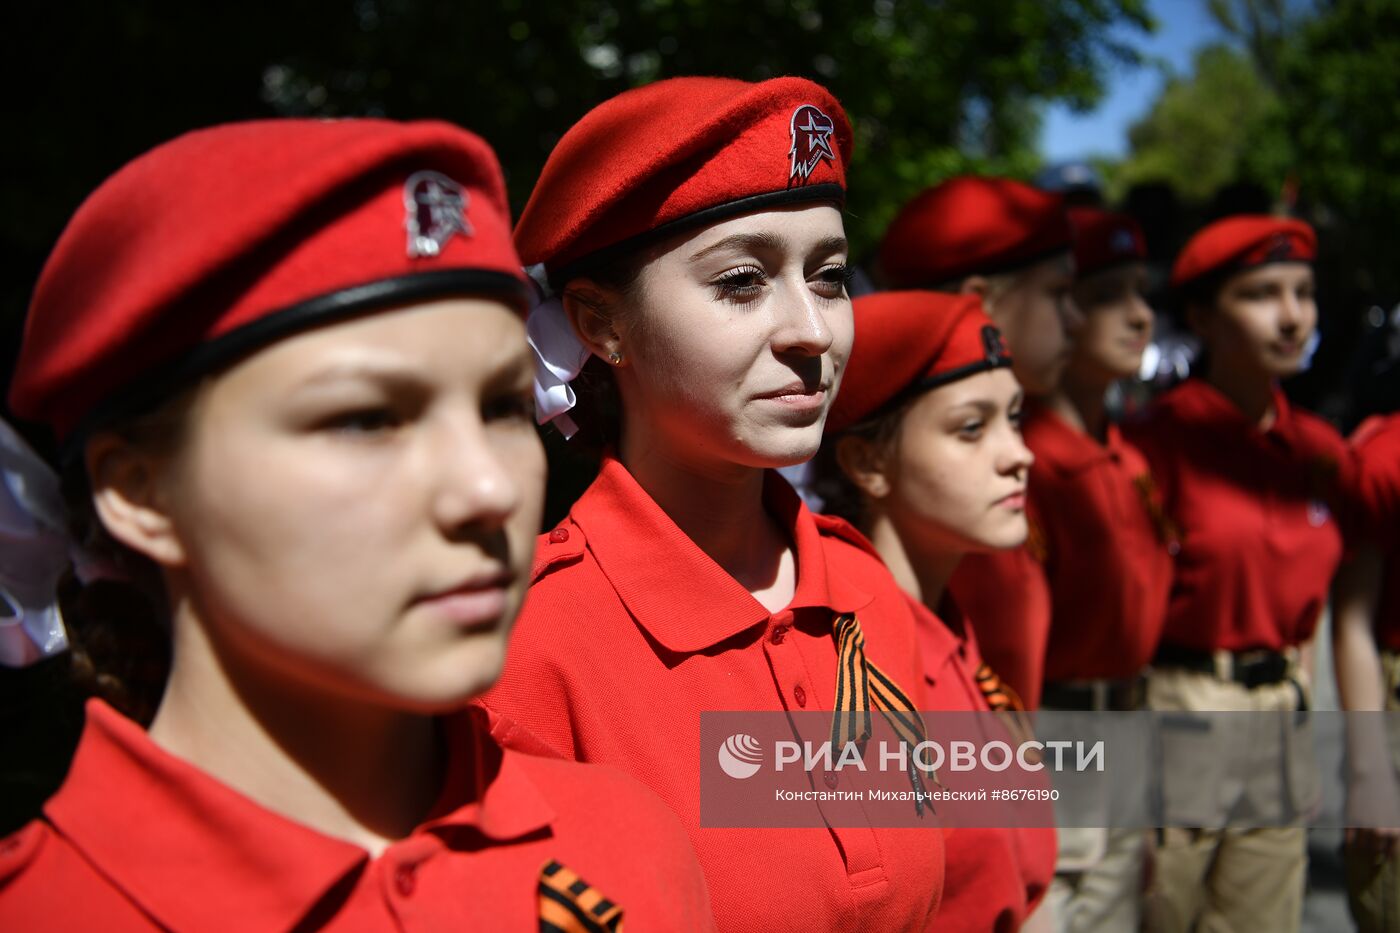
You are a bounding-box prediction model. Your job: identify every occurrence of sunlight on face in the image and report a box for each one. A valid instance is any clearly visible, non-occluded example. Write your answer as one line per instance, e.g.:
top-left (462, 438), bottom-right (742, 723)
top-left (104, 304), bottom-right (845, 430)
top-left (884, 368), bottom-right (1033, 555)
top-left (613, 204), bottom-right (855, 472)
top-left (155, 299), bottom-right (545, 711)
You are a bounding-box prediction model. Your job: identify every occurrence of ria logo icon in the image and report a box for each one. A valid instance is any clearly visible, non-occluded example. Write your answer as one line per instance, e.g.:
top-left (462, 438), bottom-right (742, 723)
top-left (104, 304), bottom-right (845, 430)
top-left (718, 734), bottom-right (764, 779)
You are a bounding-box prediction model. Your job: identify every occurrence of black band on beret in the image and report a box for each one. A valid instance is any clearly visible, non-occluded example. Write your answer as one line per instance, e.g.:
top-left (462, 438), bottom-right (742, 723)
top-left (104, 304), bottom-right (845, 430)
top-left (66, 268), bottom-right (529, 459)
top-left (550, 183), bottom-right (846, 289)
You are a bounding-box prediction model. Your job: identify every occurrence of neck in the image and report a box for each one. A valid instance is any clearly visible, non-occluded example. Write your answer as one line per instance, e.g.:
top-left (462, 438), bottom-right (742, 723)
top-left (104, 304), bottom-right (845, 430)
top-left (619, 432), bottom-right (795, 611)
top-left (866, 512), bottom-right (963, 612)
top-left (151, 599), bottom-right (443, 857)
top-left (1204, 359), bottom-right (1277, 428)
top-left (1046, 368), bottom-right (1111, 442)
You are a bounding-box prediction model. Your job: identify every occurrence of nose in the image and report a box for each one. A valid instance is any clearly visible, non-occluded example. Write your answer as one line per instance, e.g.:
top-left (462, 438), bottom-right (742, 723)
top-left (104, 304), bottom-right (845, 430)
top-left (1127, 294), bottom-right (1154, 333)
top-left (1277, 292), bottom-right (1303, 334)
top-left (428, 414), bottom-right (522, 537)
top-left (997, 423), bottom-right (1035, 478)
top-left (772, 276), bottom-right (836, 357)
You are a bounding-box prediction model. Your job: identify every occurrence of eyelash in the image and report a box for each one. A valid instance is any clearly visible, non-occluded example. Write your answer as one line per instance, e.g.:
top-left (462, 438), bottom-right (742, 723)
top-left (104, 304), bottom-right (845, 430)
top-left (956, 410), bottom-right (1022, 440)
top-left (713, 265), bottom-right (766, 302)
top-left (710, 263), bottom-right (854, 303)
top-left (317, 392), bottom-right (534, 438)
top-left (322, 407), bottom-right (403, 435)
top-left (483, 392), bottom-right (536, 424)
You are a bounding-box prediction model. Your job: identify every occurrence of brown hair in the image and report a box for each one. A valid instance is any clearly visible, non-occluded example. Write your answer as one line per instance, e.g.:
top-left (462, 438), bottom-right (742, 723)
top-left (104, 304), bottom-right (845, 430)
top-left (56, 387), bottom-right (201, 725)
top-left (810, 397), bottom-right (915, 532)
top-left (553, 249), bottom-right (650, 452)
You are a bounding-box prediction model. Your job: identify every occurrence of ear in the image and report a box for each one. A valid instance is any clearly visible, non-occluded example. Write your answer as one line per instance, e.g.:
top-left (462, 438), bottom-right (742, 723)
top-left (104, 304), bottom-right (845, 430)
top-left (561, 279), bottom-right (624, 363)
top-left (85, 433), bottom-right (187, 568)
top-left (958, 275), bottom-right (989, 299)
top-left (835, 434), bottom-right (893, 500)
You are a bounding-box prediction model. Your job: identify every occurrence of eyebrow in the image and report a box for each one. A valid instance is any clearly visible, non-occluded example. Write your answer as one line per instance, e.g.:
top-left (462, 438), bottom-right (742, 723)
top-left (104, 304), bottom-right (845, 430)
top-left (687, 232), bottom-right (850, 264)
top-left (292, 345), bottom-right (534, 393)
top-left (688, 232), bottom-right (785, 263)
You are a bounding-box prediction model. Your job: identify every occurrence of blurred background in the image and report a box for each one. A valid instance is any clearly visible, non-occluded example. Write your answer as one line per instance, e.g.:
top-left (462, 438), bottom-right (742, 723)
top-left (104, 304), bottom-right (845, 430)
top-left (3, 0), bottom-right (1397, 454)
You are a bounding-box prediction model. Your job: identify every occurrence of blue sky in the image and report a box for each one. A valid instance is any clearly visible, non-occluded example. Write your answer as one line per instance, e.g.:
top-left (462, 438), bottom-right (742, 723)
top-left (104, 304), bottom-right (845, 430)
top-left (1038, 0), bottom-right (1230, 162)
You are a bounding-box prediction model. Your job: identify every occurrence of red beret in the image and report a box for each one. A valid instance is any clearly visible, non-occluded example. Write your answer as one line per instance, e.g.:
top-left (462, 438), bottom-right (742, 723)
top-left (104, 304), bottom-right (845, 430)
top-left (11, 119), bottom-right (528, 441)
top-left (1069, 207), bottom-right (1146, 278)
top-left (877, 176), bottom-right (1072, 288)
top-left (826, 290), bottom-right (1013, 434)
top-left (1170, 215), bottom-right (1316, 290)
top-left (515, 76), bottom-right (852, 283)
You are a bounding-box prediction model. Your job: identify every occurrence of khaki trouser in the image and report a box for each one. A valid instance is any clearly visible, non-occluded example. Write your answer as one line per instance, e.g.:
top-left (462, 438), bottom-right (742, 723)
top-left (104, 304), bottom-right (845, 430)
top-left (1143, 664), bottom-right (1314, 933)
top-left (1046, 826), bottom-right (1146, 932)
top-left (1345, 652), bottom-right (1400, 932)
top-left (1042, 682), bottom-right (1149, 933)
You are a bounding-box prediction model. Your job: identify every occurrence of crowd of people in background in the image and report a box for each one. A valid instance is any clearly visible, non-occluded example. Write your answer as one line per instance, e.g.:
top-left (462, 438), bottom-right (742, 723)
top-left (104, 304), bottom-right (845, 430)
top-left (0, 72), bottom-right (1397, 932)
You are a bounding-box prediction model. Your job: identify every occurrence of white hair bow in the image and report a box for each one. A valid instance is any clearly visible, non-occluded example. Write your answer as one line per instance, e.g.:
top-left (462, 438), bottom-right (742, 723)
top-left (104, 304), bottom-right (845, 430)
top-left (0, 419), bottom-right (70, 668)
top-left (524, 264), bottom-right (593, 440)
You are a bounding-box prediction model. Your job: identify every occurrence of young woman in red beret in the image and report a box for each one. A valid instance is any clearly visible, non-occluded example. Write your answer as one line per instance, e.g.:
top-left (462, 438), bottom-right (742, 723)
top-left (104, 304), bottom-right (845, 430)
top-left (876, 175), bottom-right (1084, 709)
top-left (479, 77), bottom-right (946, 931)
top-left (0, 119), bottom-right (713, 931)
top-left (1123, 215), bottom-right (1352, 933)
top-left (811, 289), bottom-right (1057, 933)
top-left (1333, 412), bottom-right (1400, 932)
top-left (1022, 208), bottom-right (1176, 932)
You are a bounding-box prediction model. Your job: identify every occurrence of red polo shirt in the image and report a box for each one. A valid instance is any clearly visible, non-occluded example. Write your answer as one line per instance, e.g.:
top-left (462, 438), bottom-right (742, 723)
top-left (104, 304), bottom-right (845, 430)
top-left (1352, 414), bottom-right (1400, 650)
top-left (917, 602), bottom-right (1057, 932)
top-left (1026, 403), bottom-right (1176, 682)
top-left (480, 455), bottom-right (944, 932)
top-left (947, 547), bottom-right (1052, 708)
top-left (1124, 380), bottom-right (1349, 652)
top-left (0, 699), bottom-right (714, 931)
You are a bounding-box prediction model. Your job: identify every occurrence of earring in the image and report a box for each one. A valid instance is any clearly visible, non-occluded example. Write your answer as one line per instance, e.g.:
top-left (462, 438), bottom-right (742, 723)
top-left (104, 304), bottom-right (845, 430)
top-left (608, 351), bottom-right (622, 365)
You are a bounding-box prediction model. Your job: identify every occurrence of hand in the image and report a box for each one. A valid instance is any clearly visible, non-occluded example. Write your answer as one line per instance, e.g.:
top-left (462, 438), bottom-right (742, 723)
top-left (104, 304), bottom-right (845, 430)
top-left (1346, 825), bottom-right (1400, 860)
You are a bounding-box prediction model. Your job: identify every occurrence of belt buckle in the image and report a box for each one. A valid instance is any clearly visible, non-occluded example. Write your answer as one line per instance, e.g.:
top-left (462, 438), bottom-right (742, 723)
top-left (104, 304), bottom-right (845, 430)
top-left (1236, 651), bottom-right (1286, 689)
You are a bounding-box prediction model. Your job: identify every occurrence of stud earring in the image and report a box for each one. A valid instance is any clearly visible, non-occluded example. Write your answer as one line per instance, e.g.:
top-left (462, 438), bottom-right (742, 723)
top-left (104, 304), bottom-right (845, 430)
top-left (608, 351), bottom-right (623, 364)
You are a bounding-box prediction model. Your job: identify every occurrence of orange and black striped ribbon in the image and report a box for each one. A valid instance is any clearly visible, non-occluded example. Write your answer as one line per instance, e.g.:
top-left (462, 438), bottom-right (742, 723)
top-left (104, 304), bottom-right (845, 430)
top-left (973, 663), bottom-right (1024, 713)
top-left (539, 860), bottom-right (624, 933)
top-left (831, 612), bottom-right (938, 815)
top-left (974, 662), bottom-right (1038, 753)
top-left (1132, 473), bottom-right (1180, 552)
top-left (1025, 515), bottom-right (1049, 563)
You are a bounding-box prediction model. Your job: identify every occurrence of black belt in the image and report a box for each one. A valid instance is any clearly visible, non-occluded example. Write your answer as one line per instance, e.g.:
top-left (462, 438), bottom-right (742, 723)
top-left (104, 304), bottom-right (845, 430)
top-left (1152, 643), bottom-right (1291, 689)
top-left (1041, 677), bottom-right (1146, 711)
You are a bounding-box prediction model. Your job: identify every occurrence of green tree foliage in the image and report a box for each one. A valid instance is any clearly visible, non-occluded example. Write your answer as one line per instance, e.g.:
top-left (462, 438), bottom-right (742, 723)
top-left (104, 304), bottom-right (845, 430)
top-left (1108, 43), bottom-right (1288, 203)
top-left (1277, 0), bottom-right (1400, 298)
top-left (1107, 0), bottom-right (1400, 300)
top-left (3, 0), bottom-right (1151, 325)
top-left (1205, 0), bottom-right (1293, 87)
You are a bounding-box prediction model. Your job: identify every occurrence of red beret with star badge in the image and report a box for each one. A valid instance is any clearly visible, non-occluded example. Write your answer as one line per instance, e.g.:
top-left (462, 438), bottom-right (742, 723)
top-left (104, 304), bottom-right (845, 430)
top-left (1170, 214), bottom-right (1316, 290)
top-left (826, 290), bottom-right (1013, 434)
top-left (514, 76), bottom-right (853, 286)
top-left (11, 118), bottom-right (529, 442)
top-left (877, 176), bottom-right (1073, 288)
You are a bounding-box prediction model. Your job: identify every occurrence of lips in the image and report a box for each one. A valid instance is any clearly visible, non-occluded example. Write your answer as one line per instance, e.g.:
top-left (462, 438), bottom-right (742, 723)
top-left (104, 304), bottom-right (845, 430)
top-left (412, 569), bottom-right (515, 630)
top-left (995, 491), bottom-right (1027, 510)
top-left (755, 380), bottom-right (828, 400)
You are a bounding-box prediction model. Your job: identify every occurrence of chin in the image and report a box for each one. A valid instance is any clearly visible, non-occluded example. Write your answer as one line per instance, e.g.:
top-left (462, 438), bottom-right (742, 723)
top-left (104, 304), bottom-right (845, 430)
top-left (741, 424), bottom-right (825, 468)
top-left (980, 518), bottom-right (1029, 552)
top-left (394, 643), bottom-right (510, 713)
